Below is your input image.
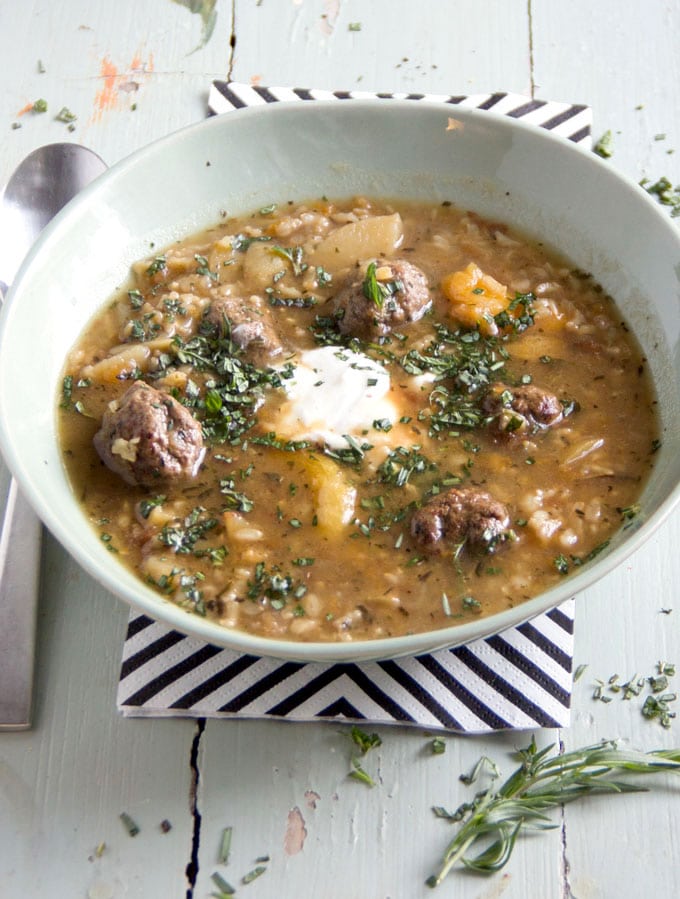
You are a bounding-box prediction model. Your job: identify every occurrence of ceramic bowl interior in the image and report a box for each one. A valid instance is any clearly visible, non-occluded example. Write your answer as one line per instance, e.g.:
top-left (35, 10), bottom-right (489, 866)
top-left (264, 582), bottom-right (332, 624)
top-left (1, 101), bottom-right (680, 662)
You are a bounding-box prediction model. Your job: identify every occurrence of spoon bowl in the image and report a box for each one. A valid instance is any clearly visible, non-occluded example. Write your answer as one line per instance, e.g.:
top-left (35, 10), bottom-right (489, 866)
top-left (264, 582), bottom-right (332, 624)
top-left (0, 143), bottom-right (106, 295)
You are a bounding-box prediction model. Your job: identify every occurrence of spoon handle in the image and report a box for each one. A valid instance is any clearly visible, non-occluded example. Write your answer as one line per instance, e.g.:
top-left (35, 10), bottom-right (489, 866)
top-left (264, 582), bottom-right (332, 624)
top-left (0, 478), bottom-right (41, 730)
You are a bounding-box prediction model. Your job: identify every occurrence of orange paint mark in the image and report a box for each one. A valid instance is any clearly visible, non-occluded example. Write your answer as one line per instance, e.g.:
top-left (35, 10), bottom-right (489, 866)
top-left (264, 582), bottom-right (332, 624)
top-left (16, 102), bottom-right (35, 116)
top-left (94, 56), bottom-right (120, 115)
top-left (90, 51), bottom-right (154, 122)
top-left (250, 74), bottom-right (262, 86)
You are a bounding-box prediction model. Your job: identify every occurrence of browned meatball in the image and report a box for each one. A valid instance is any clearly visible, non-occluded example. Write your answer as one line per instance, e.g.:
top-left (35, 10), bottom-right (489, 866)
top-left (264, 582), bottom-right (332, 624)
top-left (204, 296), bottom-right (282, 362)
top-left (482, 382), bottom-right (564, 434)
top-left (335, 259), bottom-right (431, 339)
top-left (411, 487), bottom-right (510, 552)
top-left (93, 382), bottom-right (205, 486)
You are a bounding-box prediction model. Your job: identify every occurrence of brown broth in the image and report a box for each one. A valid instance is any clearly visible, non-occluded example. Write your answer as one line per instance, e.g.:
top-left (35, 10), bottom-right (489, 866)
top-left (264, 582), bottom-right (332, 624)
top-left (58, 197), bottom-right (658, 642)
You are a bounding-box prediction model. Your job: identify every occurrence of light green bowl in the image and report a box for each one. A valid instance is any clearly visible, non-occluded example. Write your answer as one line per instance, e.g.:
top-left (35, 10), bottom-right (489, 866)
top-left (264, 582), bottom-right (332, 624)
top-left (1, 101), bottom-right (679, 662)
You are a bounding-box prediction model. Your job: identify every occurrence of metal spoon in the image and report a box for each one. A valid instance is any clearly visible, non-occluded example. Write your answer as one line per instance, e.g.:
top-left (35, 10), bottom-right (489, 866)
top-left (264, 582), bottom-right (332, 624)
top-left (0, 143), bottom-right (107, 730)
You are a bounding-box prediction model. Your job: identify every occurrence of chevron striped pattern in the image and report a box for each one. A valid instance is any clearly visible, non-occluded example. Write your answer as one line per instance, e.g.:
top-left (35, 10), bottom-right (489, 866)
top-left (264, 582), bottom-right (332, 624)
top-left (118, 599), bottom-right (574, 732)
top-left (207, 81), bottom-right (592, 145)
top-left (118, 86), bottom-right (590, 733)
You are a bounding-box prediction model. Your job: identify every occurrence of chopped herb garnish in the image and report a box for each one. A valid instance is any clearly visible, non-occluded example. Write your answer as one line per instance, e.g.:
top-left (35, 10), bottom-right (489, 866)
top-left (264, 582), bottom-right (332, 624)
top-left (55, 106), bottom-right (77, 124)
top-left (362, 260), bottom-right (403, 309)
top-left (32, 98), bottom-right (48, 113)
top-left (139, 495), bottom-right (166, 519)
top-left (431, 738), bottom-right (446, 755)
top-left (145, 255), bottom-right (167, 276)
top-left (159, 508), bottom-right (219, 554)
top-left (231, 233), bottom-right (271, 252)
top-left (350, 725), bottom-right (382, 754)
top-left (270, 244), bottom-right (307, 276)
top-left (218, 826), bottom-right (232, 864)
top-left (219, 478), bottom-right (254, 512)
top-left (349, 759), bottom-right (377, 787)
top-left (573, 663), bottom-right (588, 682)
top-left (378, 445), bottom-right (436, 487)
top-left (60, 374), bottom-right (73, 408)
top-left (593, 130), bottom-right (614, 158)
top-left (554, 554), bottom-right (570, 575)
top-left (640, 176), bottom-right (680, 217)
top-left (211, 870), bottom-right (236, 895)
top-left (119, 812), bottom-right (140, 837)
top-left (462, 595), bottom-right (481, 612)
top-left (242, 865), bottom-right (267, 884)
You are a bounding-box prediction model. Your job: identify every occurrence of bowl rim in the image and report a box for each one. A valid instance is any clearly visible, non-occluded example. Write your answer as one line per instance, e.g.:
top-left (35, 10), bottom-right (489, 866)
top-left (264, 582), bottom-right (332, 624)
top-left (2, 98), bottom-right (680, 662)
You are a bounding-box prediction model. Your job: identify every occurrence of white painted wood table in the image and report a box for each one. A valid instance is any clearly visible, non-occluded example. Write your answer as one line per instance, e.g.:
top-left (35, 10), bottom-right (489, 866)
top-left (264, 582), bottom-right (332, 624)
top-left (1, 2), bottom-right (679, 897)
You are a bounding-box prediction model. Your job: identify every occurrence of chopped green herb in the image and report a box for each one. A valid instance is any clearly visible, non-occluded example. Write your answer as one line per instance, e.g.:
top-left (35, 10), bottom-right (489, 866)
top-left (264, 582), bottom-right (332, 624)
top-left (159, 508), bottom-right (219, 554)
top-left (431, 738), bottom-right (446, 755)
top-left (211, 870), bottom-right (236, 895)
top-left (218, 826), bottom-right (232, 864)
top-left (145, 255), bottom-right (167, 276)
top-left (350, 725), bottom-right (382, 754)
top-left (32, 98), bottom-right (48, 113)
top-left (139, 495), bottom-right (166, 519)
top-left (270, 244), bottom-right (307, 276)
top-left (640, 176), bottom-right (680, 217)
top-left (462, 595), bottom-right (481, 613)
top-left (55, 106), bottom-right (77, 124)
top-left (573, 663), bottom-right (588, 682)
top-left (554, 554), bottom-right (570, 575)
top-left (242, 865), bottom-right (267, 884)
top-left (60, 374), bottom-right (73, 408)
top-left (349, 758), bottom-right (377, 787)
top-left (119, 812), bottom-right (140, 837)
top-left (593, 130), bottom-right (614, 158)
top-left (362, 260), bottom-right (403, 309)
top-left (219, 478), bottom-right (254, 513)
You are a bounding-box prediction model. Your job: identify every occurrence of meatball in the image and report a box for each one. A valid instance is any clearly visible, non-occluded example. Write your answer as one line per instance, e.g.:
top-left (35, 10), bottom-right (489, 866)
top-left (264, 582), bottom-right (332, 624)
top-left (204, 295), bottom-right (282, 362)
top-left (482, 382), bottom-right (564, 434)
top-left (411, 487), bottom-right (510, 552)
top-left (93, 382), bottom-right (205, 486)
top-left (334, 259), bottom-right (431, 339)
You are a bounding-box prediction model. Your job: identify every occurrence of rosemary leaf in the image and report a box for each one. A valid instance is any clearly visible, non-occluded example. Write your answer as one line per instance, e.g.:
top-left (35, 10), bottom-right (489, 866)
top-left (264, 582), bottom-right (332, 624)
top-left (427, 738), bottom-right (680, 887)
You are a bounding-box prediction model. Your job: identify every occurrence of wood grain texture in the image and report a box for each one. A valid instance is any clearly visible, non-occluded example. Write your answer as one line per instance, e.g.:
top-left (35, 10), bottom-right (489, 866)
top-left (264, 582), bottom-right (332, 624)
top-left (1, 0), bottom-right (680, 896)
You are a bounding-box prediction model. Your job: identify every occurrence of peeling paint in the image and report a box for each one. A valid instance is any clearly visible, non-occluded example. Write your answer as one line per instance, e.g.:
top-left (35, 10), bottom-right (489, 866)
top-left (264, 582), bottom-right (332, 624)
top-left (319, 0), bottom-right (341, 35)
top-left (478, 873), bottom-right (512, 898)
top-left (304, 790), bottom-right (320, 810)
top-left (284, 806), bottom-right (307, 855)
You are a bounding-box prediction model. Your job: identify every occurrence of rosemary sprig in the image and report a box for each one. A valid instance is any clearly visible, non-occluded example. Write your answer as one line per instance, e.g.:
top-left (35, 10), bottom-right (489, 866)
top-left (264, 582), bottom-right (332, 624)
top-left (427, 737), bottom-right (680, 887)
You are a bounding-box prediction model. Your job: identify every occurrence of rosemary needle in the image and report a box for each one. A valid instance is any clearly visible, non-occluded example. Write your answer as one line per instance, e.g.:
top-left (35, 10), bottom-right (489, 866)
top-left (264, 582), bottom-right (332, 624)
top-left (427, 737), bottom-right (680, 887)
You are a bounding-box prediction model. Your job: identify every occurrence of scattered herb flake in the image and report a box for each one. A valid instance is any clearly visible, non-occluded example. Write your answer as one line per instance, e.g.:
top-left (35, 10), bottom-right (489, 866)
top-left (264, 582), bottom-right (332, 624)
top-left (55, 106), bottom-right (77, 124)
top-left (119, 812), bottom-right (140, 837)
top-left (218, 826), bottom-right (232, 864)
top-left (593, 130), bottom-right (613, 158)
top-left (242, 865), bottom-right (267, 884)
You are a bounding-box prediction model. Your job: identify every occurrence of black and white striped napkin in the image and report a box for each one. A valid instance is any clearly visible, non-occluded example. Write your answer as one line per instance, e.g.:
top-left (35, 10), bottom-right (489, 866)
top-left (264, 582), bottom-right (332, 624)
top-left (117, 84), bottom-right (591, 733)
